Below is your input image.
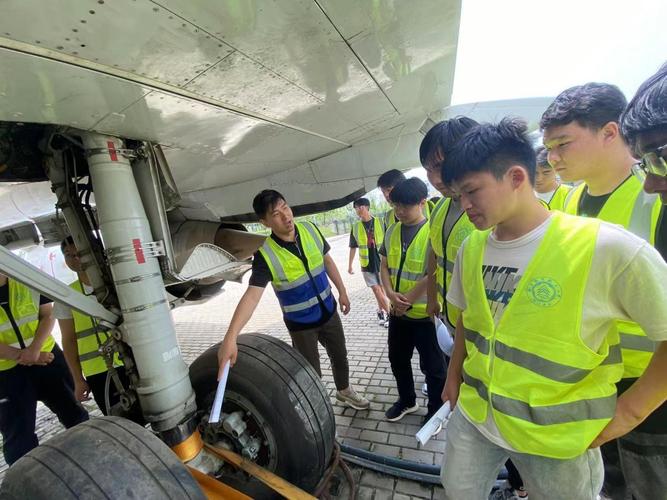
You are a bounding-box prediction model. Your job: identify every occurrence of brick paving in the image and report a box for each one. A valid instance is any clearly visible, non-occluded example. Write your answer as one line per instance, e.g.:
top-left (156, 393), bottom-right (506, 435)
top-left (0, 233), bottom-right (448, 498)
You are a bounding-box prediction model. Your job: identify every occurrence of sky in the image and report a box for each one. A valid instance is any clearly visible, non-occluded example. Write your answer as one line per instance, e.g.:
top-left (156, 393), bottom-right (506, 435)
top-left (398, 2), bottom-right (667, 194)
top-left (451, 0), bottom-right (667, 105)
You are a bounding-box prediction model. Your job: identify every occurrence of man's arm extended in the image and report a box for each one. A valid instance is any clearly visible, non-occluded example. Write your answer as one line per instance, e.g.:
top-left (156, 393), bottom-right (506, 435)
top-left (442, 316), bottom-right (467, 407)
top-left (59, 318), bottom-right (89, 401)
top-left (426, 248), bottom-right (440, 317)
top-left (591, 243), bottom-right (667, 446)
top-left (591, 341), bottom-right (667, 447)
top-left (217, 286), bottom-right (265, 377)
top-left (324, 254), bottom-right (350, 315)
top-left (348, 247), bottom-right (356, 274)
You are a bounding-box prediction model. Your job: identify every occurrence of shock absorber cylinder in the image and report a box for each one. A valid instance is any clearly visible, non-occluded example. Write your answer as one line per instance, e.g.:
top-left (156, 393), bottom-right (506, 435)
top-left (81, 132), bottom-right (196, 432)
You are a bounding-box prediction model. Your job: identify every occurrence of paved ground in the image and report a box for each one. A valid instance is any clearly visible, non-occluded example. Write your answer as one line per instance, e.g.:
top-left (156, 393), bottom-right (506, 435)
top-left (0, 233), bottom-right (449, 498)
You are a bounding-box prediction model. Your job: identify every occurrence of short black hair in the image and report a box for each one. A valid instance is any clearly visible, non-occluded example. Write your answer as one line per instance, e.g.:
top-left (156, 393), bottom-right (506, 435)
top-left (535, 145), bottom-right (550, 168)
top-left (389, 178), bottom-right (428, 205)
top-left (419, 116), bottom-right (479, 167)
top-left (540, 82), bottom-right (627, 131)
top-left (377, 169), bottom-right (406, 188)
top-left (621, 62), bottom-right (667, 153)
top-left (443, 118), bottom-right (537, 185)
top-left (60, 235), bottom-right (74, 253)
top-left (353, 197), bottom-right (370, 208)
top-left (252, 189), bottom-right (286, 218)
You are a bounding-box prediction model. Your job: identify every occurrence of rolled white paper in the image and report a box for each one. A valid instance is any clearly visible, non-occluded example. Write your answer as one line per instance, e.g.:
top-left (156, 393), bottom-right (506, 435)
top-left (415, 401), bottom-right (451, 445)
top-left (209, 360), bottom-right (230, 424)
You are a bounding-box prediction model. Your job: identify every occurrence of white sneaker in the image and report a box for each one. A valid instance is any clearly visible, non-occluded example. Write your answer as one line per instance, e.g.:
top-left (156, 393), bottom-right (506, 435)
top-left (336, 387), bottom-right (370, 410)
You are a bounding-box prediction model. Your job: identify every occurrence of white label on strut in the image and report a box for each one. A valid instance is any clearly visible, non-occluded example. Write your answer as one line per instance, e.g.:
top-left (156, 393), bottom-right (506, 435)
top-left (162, 346), bottom-right (181, 363)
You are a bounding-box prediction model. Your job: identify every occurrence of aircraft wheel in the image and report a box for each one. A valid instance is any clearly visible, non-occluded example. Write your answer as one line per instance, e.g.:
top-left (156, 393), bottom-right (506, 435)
top-left (0, 417), bottom-right (205, 500)
top-left (189, 333), bottom-right (335, 498)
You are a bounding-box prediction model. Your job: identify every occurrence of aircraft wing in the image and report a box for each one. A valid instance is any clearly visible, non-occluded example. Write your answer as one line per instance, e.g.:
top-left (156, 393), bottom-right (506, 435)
top-left (0, 0), bottom-right (461, 224)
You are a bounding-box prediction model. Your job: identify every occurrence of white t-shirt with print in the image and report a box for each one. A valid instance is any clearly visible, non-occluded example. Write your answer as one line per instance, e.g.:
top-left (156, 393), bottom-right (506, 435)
top-left (447, 215), bottom-right (667, 451)
top-left (535, 189), bottom-right (556, 204)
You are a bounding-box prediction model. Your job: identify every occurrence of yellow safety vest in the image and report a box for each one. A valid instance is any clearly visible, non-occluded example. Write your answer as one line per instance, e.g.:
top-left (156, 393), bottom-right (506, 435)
top-left (564, 176), bottom-right (662, 378)
top-left (259, 222), bottom-right (335, 324)
top-left (351, 218), bottom-right (384, 268)
top-left (383, 200), bottom-right (434, 229)
top-left (385, 220), bottom-right (430, 319)
top-left (544, 184), bottom-right (571, 211)
top-left (459, 212), bottom-right (623, 458)
top-left (0, 280), bottom-right (55, 371)
top-left (69, 280), bottom-right (121, 377)
top-left (429, 197), bottom-right (475, 327)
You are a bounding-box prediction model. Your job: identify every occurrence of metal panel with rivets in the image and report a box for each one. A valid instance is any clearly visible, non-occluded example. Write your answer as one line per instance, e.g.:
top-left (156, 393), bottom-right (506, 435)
top-left (0, 0), bottom-right (461, 222)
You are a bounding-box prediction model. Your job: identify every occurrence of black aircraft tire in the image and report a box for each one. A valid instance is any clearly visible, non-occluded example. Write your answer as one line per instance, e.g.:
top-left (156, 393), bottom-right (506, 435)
top-left (189, 333), bottom-right (336, 497)
top-left (0, 417), bottom-right (205, 500)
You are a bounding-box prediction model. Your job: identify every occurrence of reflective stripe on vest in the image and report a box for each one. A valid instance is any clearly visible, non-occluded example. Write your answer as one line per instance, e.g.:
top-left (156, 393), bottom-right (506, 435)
top-left (282, 287), bottom-right (332, 312)
top-left (564, 176), bottom-right (661, 378)
top-left (383, 209), bottom-right (396, 230)
top-left (0, 313), bottom-right (39, 335)
top-left (462, 369), bottom-right (617, 426)
top-left (352, 218), bottom-right (384, 268)
top-left (259, 222), bottom-right (334, 324)
top-left (69, 280), bottom-right (120, 377)
top-left (429, 197), bottom-right (474, 328)
top-left (459, 212), bottom-right (623, 459)
top-left (385, 220), bottom-right (430, 319)
top-left (0, 280), bottom-right (55, 371)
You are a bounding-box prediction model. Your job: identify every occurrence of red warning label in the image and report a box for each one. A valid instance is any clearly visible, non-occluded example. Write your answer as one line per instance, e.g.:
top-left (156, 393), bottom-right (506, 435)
top-left (132, 238), bottom-right (145, 264)
top-left (107, 141), bottom-right (118, 161)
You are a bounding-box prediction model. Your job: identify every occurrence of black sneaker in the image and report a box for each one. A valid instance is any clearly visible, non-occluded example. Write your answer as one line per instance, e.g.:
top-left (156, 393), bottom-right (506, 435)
top-left (385, 401), bottom-right (419, 422)
top-left (377, 310), bottom-right (386, 325)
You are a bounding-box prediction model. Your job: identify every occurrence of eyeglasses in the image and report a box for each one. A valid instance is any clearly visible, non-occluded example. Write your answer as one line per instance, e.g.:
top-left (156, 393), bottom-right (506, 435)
top-left (632, 144), bottom-right (667, 181)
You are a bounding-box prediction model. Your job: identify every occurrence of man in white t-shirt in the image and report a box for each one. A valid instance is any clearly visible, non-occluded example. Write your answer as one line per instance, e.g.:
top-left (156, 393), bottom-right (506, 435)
top-left (438, 118), bottom-right (667, 500)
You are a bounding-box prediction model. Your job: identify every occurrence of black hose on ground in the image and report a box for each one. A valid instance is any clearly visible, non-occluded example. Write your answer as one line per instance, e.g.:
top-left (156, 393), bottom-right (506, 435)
top-left (340, 444), bottom-right (439, 475)
top-left (339, 443), bottom-right (508, 485)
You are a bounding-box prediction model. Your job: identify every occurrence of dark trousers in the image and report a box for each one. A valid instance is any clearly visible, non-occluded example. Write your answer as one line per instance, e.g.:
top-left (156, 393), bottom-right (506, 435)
top-left (506, 458), bottom-right (525, 491)
top-left (288, 311), bottom-right (350, 390)
top-left (0, 344), bottom-right (89, 465)
top-left (602, 427), bottom-right (667, 500)
top-left (388, 316), bottom-right (446, 414)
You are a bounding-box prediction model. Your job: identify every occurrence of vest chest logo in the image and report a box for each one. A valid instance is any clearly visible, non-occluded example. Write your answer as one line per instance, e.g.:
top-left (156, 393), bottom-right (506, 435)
top-left (526, 277), bottom-right (562, 307)
top-left (452, 226), bottom-right (473, 246)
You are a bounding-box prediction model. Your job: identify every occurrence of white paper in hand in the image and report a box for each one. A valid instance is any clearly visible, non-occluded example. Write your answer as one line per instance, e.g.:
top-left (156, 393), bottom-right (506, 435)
top-left (415, 401), bottom-right (451, 446)
top-left (209, 360), bottom-right (230, 424)
top-left (435, 316), bottom-right (454, 356)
